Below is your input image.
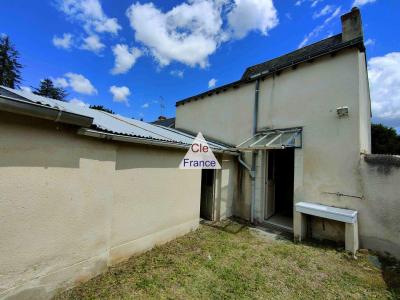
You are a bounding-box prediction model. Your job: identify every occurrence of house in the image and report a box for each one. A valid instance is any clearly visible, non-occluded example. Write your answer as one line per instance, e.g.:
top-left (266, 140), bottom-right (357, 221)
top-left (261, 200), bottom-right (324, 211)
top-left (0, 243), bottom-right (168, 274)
top-left (0, 7), bottom-right (399, 300)
top-left (175, 8), bottom-right (399, 256)
top-left (151, 116), bottom-right (176, 128)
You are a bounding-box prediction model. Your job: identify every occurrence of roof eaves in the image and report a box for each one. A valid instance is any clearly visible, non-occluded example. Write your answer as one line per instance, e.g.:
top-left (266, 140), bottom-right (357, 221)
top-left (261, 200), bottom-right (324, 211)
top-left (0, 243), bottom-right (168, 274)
top-left (176, 35), bottom-right (364, 107)
top-left (175, 79), bottom-right (244, 107)
top-left (78, 128), bottom-right (238, 154)
top-left (0, 94), bottom-right (93, 127)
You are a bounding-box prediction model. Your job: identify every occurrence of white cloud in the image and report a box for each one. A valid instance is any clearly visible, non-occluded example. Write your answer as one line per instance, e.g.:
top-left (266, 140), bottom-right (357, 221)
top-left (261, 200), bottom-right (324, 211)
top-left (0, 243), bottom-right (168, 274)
top-left (170, 69), bottom-right (184, 78)
top-left (208, 78), bottom-right (217, 88)
top-left (227, 0), bottom-right (279, 39)
top-left (20, 86), bottom-right (32, 93)
top-left (368, 52), bottom-right (400, 129)
top-left (52, 77), bottom-right (69, 88)
top-left (295, 0), bottom-right (305, 6)
top-left (298, 6), bottom-right (341, 48)
top-left (64, 73), bottom-right (97, 95)
top-left (365, 38), bottom-right (375, 47)
top-left (313, 5), bottom-right (333, 19)
top-left (111, 44), bottom-right (142, 74)
top-left (126, 0), bottom-right (278, 68)
top-left (310, 0), bottom-right (323, 8)
top-left (141, 103), bottom-right (149, 108)
top-left (81, 35), bottom-right (105, 52)
top-left (126, 1), bottom-right (223, 68)
top-left (353, 0), bottom-right (377, 7)
top-left (58, 0), bottom-right (121, 34)
top-left (69, 98), bottom-right (89, 107)
top-left (53, 33), bottom-right (73, 49)
top-left (51, 73), bottom-right (97, 95)
top-left (109, 85), bottom-right (130, 106)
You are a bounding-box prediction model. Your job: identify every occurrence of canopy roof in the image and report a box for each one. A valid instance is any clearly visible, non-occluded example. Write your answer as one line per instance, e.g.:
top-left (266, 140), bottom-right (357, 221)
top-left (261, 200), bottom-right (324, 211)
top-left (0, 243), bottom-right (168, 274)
top-left (237, 128), bottom-right (302, 151)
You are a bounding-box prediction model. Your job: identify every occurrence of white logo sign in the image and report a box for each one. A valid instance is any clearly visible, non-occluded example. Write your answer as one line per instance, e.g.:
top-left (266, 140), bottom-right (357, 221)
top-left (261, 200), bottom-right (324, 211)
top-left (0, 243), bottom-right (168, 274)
top-left (179, 132), bottom-right (221, 169)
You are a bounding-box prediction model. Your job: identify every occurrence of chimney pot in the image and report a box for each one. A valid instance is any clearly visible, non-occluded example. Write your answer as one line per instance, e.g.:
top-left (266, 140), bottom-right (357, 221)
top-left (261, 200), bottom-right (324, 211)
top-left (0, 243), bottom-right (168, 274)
top-left (158, 115), bottom-right (166, 120)
top-left (341, 7), bottom-right (363, 42)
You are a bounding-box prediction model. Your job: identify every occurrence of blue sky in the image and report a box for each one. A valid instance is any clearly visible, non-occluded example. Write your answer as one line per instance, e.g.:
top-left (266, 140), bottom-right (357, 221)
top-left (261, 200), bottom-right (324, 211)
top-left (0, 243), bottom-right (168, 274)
top-left (1, 0), bottom-right (399, 129)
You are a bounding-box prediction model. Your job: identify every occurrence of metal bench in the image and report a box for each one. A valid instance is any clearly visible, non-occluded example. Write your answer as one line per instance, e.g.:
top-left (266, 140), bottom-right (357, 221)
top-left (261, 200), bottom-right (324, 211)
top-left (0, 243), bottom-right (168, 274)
top-left (294, 202), bottom-right (359, 254)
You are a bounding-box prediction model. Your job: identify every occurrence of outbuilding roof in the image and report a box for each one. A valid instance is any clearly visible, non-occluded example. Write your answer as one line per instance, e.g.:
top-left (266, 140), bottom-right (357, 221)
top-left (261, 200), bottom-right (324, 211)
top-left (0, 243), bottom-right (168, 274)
top-left (0, 86), bottom-right (234, 153)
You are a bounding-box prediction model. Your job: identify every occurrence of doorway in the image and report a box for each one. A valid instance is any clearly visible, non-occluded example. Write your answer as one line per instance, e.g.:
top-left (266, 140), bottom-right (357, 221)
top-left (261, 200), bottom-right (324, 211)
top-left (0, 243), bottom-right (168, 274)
top-left (264, 148), bottom-right (295, 230)
top-left (200, 169), bottom-right (215, 220)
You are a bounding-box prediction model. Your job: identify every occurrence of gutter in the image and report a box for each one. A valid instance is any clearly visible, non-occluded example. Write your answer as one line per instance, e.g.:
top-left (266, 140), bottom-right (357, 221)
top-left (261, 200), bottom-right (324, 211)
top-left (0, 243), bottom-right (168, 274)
top-left (78, 128), bottom-right (239, 155)
top-left (0, 95), bottom-right (93, 127)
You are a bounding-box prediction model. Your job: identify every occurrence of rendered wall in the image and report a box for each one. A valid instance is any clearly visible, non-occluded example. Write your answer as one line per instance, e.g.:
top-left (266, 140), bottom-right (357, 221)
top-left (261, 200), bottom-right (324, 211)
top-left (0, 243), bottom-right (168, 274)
top-left (358, 155), bottom-right (400, 258)
top-left (176, 48), bottom-right (368, 221)
top-left (214, 154), bottom-right (238, 220)
top-left (0, 112), bottom-right (201, 299)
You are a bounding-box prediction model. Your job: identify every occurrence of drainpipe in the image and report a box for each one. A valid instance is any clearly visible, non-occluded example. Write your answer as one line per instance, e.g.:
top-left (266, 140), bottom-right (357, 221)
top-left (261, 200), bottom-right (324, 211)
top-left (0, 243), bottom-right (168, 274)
top-left (250, 79), bottom-right (260, 224)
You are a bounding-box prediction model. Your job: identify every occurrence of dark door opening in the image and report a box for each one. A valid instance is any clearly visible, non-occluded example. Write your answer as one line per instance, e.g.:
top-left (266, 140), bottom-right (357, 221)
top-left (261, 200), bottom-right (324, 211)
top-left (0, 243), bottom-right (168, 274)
top-left (265, 148), bottom-right (295, 229)
top-left (200, 169), bottom-right (215, 220)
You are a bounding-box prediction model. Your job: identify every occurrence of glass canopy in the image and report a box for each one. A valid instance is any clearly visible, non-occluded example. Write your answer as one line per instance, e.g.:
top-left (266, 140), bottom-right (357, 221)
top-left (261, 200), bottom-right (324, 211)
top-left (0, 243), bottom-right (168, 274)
top-left (237, 128), bottom-right (302, 151)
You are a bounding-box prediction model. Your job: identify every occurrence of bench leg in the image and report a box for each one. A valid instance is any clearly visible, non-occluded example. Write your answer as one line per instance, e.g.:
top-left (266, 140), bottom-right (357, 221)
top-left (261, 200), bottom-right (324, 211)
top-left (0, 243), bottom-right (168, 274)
top-left (345, 220), bottom-right (359, 255)
top-left (293, 211), bottom-right (307, 242)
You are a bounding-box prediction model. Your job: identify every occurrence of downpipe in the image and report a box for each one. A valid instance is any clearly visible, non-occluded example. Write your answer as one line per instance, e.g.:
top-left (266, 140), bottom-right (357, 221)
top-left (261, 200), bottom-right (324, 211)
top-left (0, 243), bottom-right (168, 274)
top-left (250, 79), bottom-right (260, 224)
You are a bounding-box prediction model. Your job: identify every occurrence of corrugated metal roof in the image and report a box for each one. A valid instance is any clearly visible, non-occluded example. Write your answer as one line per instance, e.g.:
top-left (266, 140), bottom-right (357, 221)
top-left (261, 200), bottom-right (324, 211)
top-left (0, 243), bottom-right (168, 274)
top-left (0, 86), bottom-right (232, 151)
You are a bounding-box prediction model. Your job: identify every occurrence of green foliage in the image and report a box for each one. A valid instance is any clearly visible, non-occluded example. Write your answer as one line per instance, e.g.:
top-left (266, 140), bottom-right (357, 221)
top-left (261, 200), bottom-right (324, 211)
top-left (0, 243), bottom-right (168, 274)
top-left (0, 36), bottom-right (22, 88)
top-left (371, 124), bottom-right (400, 155)
top-left (33, 78), bottom-right (68, 101)
top-left (89, 105), bottom-right (115, 114)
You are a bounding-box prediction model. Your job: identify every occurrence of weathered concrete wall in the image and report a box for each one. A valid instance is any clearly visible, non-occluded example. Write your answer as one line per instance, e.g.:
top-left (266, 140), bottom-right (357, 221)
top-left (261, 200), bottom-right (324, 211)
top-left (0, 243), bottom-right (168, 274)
top-left (358, 154), bottom-right (400, 258)
top-left (0, 112), bottom-right (201, 299)
top-left (215, 154), bottom-right (238, 220)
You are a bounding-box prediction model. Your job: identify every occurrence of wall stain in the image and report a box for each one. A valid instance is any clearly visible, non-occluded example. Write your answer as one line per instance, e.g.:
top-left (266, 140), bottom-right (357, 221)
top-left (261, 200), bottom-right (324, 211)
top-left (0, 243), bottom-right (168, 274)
top-left (364, 154), bottom-right (400, 175)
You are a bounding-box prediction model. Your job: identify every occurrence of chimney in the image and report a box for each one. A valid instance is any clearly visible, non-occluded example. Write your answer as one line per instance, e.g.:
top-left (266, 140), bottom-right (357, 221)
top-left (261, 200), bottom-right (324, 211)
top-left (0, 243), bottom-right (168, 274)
top-left (341, 7), bottom-right (363, 42)
top-left (158, 115), bottom-right (166, 120)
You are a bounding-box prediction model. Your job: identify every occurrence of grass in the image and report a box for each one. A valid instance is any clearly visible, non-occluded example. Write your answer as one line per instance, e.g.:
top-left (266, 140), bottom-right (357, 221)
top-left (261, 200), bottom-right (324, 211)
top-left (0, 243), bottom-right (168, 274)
top-left (55, 220), bottom-right (399, 300)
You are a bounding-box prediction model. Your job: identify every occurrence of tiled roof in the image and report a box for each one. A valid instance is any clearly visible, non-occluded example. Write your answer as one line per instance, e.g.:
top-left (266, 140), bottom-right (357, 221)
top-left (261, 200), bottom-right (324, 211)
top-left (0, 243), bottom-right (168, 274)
top-left (151, 117), bottom-right (176, 128)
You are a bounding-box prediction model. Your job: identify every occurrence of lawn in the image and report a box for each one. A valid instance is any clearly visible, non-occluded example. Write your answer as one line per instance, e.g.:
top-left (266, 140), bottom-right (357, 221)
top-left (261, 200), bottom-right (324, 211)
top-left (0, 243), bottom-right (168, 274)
top-left (55, 220), bottom-right (399, 299)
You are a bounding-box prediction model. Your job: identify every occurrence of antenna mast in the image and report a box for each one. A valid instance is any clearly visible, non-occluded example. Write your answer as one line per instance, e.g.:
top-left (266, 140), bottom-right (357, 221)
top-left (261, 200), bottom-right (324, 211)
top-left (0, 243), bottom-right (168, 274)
top-left (159, 96), bottom-right (165, 116)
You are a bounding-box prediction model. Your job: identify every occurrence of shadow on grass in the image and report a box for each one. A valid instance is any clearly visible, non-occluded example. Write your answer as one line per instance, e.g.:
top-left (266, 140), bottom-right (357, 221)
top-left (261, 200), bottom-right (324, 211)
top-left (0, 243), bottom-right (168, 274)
top-left (379, 255), bottom-right (400, 297)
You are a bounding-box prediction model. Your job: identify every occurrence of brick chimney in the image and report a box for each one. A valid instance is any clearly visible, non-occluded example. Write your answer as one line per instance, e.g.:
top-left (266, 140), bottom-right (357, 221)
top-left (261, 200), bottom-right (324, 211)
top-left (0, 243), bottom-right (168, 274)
top-left (158, 116), bottom-right (166, 120)
top-left (341, 7), bottom-right (363, 42)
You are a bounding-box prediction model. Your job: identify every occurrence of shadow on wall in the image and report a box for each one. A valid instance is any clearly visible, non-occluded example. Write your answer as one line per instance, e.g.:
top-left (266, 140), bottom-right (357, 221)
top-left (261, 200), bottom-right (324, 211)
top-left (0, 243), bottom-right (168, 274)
top-left (115, 144), bottom-right (187, 170)
top-left (0, 112), bottom-right (115, 168)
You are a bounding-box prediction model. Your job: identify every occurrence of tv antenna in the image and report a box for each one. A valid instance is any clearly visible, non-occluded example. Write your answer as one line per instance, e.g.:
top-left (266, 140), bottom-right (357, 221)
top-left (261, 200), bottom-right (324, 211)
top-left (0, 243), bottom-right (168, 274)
top-left (159, 96), bottom-right (165, 116)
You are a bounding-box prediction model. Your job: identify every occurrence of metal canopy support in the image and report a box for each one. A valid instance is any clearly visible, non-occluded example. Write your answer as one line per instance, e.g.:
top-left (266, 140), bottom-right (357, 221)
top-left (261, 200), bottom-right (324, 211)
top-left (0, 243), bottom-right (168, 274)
top-left (237, 127), bottom-right (302, 151)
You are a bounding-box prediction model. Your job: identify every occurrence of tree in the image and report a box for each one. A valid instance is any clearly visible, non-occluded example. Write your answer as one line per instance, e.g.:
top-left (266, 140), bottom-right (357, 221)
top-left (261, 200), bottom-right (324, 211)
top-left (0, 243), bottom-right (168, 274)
top-left (33, 78), bottom-right (68, 101)
top-left (371, 123), bottom-right (400, 155)
top-left (0, 36), bottom-right (22, 88)
top-left (89, 105), bottom-right (114, 114)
